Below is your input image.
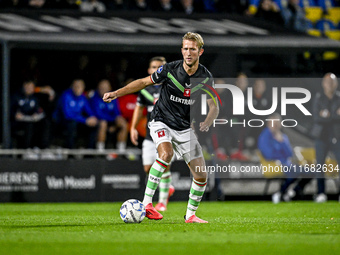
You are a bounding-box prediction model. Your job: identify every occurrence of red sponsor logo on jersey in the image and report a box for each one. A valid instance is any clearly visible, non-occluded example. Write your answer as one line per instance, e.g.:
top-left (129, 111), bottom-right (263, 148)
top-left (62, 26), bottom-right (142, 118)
top-left (184, 88), bottom-right (191, 97)
top-left (157, 130), bottom-right (165, 138)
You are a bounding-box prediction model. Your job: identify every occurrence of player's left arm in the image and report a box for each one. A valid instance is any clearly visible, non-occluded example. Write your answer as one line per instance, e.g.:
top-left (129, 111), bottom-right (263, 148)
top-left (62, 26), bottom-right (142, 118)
top-left (199, 97), bottom-right (219, 132)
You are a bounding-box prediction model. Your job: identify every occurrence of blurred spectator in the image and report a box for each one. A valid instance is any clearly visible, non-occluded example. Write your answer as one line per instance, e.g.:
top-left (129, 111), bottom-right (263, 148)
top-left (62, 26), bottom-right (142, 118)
top-left (246, 79), bottom-right (271, 150)
top-left (28, 0), bottom-right (45, 8)
top-left (214, 78), bottom-right (233, 159)
top-left (230, 73), bottom-right (250, 160)
top-left (135, 0), bottom-right (148, 10)
top-left (311, 73), bottom-right (340, 203)
top-left (53, 79), bottom-right (98, 149)
top-left (80, 0), bottom-right (106, 12)
top-left (258, 113), bottom-right (312, 203)
top-left (88, 79), bottom-right (128, 152)
top-left (181, 0), bottom-right (194, 14)
top-left (45, 0), bottom-right (80, 9)
top-left (117, 78), bottom-right (138, 123)
top-left (11, 81), bottom-right (49, 149)
top-left (281, 0), bottom-right (310, 32)
top-left (20, 55), bottom-right (44, 88)
top-left (255, 0), bottom-right (284, 25)
top-left (72, 55), bottom-right (94, 89)
top-left (159, 0), bottom-right (173, 11)
top-left (0, 0), bottom-right (45, 8)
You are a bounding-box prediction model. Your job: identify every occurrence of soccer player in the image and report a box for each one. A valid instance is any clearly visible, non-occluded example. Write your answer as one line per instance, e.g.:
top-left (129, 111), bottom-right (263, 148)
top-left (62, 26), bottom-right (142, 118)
top-left (130, 56), bottom-right (175, 212)
top-left (104, 32), bottom-right (219, 223)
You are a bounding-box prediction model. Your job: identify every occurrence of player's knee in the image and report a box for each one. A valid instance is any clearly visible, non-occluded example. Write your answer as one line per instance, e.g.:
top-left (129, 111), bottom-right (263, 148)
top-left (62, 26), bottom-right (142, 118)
top-left (194, 175), bottom-right (207, 183)
top-left (159, 150), bottom-right (173, 163)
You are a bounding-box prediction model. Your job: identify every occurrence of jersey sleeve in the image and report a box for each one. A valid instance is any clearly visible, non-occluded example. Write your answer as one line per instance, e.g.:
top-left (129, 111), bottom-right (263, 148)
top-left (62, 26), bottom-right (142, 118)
top-left (150, 64), bottom-right (168, 84)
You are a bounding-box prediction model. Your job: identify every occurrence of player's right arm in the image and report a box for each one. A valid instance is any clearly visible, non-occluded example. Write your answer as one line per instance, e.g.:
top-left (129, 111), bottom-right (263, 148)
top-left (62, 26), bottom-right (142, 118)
top-left (130, 104), bottom-right (145, 146)
top-left (103, 76), bottom-right (154, 103)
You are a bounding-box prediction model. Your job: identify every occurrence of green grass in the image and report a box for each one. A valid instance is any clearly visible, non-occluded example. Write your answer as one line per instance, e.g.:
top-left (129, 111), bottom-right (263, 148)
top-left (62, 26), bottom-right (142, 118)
top-left (0, 202), bottom-right (339, 255)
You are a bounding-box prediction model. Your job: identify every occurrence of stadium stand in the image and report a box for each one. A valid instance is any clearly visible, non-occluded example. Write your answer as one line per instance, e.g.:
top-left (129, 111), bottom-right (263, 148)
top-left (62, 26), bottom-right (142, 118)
top-left (304, 6), bottom-right (324, 23)
top-left (316, 19), bottom-right (337, 31)
top-left (324, 7), bottom-right (340, 24)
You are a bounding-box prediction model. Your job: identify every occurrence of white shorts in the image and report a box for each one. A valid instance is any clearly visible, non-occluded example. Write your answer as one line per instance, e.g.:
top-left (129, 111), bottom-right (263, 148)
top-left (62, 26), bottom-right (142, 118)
top-left (148, 121), bottom-right (203, 164)
top-left (142, 139), bottom-right (176, 166)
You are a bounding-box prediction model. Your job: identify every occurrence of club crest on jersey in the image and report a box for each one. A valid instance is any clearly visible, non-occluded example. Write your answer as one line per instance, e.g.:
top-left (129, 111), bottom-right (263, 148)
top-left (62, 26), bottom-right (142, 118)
top-left (157, 66), bottom-right (163, 74)
top-left (157, 130), bottom-right (165, 138)
top-left (184, 88), bottom-right (191, 97)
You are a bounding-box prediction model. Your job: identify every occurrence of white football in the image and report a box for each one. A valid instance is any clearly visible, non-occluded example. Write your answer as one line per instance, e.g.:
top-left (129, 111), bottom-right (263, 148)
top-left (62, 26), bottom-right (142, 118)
top-left (120, 199), bottom-right (146, 223)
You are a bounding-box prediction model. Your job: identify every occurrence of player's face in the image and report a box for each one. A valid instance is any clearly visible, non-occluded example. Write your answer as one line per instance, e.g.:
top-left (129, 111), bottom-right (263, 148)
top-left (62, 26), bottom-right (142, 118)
top-left (148, 60), bottom-right (164, 75)
top-left (236, 74), bottom-right (248, 92)
top-left (181, 39), bottom-right (204, 68)
top-left (72, 80), bottom-right (85, 96)
top-left (23, 82), bottom-right (35, 96)
top-left (322, 75), bottom-right (338, 95)
top-left (268, 118), bottom-right (282, 132)
top-left (98, 80), bottom-right (111, 97)
top-left (254, 80), bottom-right (266, 95)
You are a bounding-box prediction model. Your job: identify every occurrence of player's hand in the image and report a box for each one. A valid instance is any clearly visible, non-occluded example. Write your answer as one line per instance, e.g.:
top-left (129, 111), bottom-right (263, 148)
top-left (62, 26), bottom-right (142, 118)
top-left (86, 116), bottom-right (98, 127)
top-left (130, 128), bottom-right (139, 146)
top-left (103, 91), bottom-right (117, 103)
top-left (199, 122), bottom-right (209, 132)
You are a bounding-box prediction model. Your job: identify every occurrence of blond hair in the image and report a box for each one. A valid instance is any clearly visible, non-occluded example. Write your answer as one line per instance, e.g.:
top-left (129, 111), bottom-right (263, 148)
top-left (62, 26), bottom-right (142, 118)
top-left (182, 32), bottom-right (204, 49)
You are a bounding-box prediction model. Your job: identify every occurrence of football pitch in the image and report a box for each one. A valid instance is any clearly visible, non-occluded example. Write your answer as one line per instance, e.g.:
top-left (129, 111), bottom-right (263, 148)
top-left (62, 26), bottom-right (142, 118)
top-left (0, 202), bottom-right (339, 255)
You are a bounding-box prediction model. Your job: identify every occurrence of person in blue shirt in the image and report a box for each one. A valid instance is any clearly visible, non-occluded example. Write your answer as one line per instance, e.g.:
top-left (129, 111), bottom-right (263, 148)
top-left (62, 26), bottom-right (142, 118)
top-left (258, 113), bottom-right (311, 203)
top-left (54, 79), bottom-right (98, 149)
top-left (88, 79), bottom-right (127, 152)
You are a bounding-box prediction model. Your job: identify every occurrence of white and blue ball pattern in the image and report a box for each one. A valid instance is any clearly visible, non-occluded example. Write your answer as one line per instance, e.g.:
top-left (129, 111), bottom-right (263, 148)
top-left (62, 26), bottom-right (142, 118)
top-left (120, 199), bottom-right (146, 223)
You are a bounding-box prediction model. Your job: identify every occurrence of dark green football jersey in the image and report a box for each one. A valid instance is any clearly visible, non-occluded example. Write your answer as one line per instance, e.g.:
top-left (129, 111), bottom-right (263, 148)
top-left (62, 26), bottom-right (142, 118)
top-left (150, 60), bottom-right (213, 131)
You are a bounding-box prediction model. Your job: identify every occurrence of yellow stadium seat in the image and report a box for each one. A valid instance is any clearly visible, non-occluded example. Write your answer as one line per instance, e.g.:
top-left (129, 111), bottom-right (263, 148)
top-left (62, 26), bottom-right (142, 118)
top-left (324, 7), bottom-right (340, 24)
top-left (307, 29), bottom-right (322, 37)
top-left (305, 7), bottom-right (323, 23)
top-left (325, 30), bottom-right (340, 40)
top-left (256, 150), bottom-right (284, 195)
top-left (294, 147), bottom-right (339, 177)
top-left (294, 147), bottom-right (316, 165)
top-left (323, 51), bottom-right (338, 61)
top-left (325, 158), bottom-right (339, 178)
top-left (256, 150), bottom-right (284, 178)
top-left (248, 5), bottom-right (258, 15)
